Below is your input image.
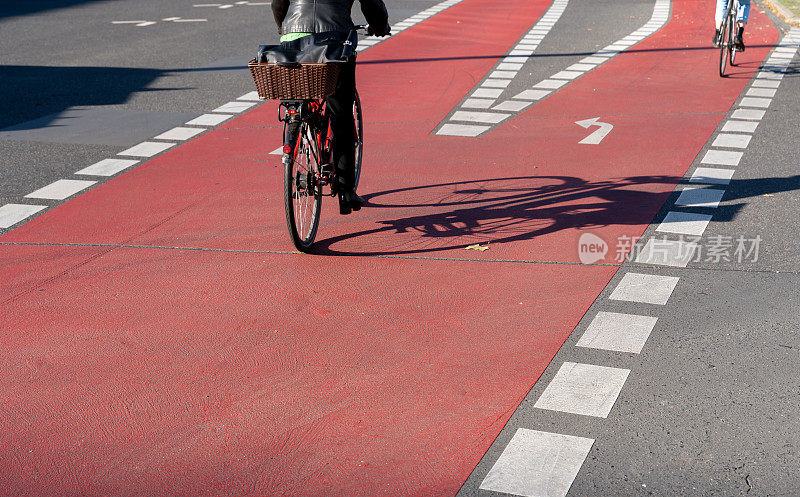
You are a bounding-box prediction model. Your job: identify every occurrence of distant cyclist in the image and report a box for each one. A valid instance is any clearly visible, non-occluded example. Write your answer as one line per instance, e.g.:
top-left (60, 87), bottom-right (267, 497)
top-left (713, 0), bottom-right (750, 51)
top-left (271, 0), bottom-right (391, 214)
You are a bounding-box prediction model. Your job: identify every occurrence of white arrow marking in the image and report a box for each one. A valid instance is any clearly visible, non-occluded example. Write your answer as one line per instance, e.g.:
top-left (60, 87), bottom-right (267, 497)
top-left (575, 117), bottom-right (614, 145)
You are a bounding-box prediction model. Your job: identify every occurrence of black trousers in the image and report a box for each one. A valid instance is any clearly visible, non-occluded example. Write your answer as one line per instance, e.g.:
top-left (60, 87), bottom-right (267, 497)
top-left (326, 59), bottom-right (356, 192)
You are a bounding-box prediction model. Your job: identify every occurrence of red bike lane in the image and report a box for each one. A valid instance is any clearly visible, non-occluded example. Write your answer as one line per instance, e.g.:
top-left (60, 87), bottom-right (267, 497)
top-left (0, 0), bottom-right (778, 495)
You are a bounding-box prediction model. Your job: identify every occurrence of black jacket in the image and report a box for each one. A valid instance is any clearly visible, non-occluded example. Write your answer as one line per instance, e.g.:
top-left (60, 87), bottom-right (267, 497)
top-left (273, 0), bottom-right (389, 35)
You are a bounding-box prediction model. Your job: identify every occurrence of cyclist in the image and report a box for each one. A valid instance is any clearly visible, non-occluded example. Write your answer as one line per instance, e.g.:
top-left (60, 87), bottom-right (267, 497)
top-left (713, 0), bottom-right (750, 51)
top-left (271, 0), bottom-right (391, 214)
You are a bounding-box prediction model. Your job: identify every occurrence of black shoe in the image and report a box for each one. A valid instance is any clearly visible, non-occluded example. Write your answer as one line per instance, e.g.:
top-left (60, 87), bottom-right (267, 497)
top-left (338, 190), bottom-right (364, 215)
top-left (734, 27), bottom-right (745, 51)
top-left (712, 29), bottom-right (721, 48)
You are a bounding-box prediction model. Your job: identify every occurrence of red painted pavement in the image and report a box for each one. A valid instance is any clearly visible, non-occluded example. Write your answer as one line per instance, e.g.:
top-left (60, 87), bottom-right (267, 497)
top-left (0, 0), bottom-right (778, 495)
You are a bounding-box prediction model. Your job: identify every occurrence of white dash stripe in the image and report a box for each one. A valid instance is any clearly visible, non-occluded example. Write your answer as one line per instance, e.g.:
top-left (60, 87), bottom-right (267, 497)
top-left (76, 158), bottom-right (139, 176)
top-left (534, 362), bottom-right (631, 418)
top-left (118, 141), bottom-right (176, 157)
top-left (0, 204), bottom-right (47, 229)
top-left (609, 272), bottom-right (680, 305)
top-left (656, 211), bottom-right (713, 236)
top-left (25, 179), bottom-right (97, 200)
top-left (480, 429), bottom-right (593, 497)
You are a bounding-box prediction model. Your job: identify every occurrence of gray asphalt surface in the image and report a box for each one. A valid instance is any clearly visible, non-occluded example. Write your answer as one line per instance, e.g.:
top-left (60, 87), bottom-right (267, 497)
top-left (0, 0), bottom-right (437, 222)
top-left (2, 1), bottom-right (800, 496)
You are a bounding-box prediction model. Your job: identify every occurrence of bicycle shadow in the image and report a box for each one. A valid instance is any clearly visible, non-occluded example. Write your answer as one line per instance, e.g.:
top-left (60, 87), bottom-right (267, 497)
top-left (309, 172), bottom-right (800, 257)
top-left (308, 175), bottom-right (726, 256)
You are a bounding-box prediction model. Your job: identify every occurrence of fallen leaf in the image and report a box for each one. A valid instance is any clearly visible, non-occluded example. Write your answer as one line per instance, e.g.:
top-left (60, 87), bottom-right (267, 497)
top-left (465, 244), bottom-right (490, 252)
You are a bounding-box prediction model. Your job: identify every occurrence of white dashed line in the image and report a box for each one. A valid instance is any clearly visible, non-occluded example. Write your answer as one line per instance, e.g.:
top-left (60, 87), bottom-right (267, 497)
top-left (634, 237), bottom-right (699, 267)
top-left (690, 167), bottom-right (735, 185)
top-left (237, 91), bottom-right (261, 101)
top-left (480, 429), bottom-right (594, 497)
top-left (712, 133), bottom-right (751, 149)
top-left (213, 101), bottom-right (257, 113)
top-left (609, 272), bottom-right (680, 305)
top-left (576, 312), bottom-right (659, 353)
top-left (436, 0), bottom-right (671, 136)
top-left (76, 158), bottom-right (139, 176)
top-left (118, 141), bottom-right (177, 157)
top-left (534, 362), bottom-right (630, 418)
top-left (656, 211), bottom-right (713, 236)
top-left (154, 127), bottom-right (207, 141)
top-left (24, 180), bottom-right (96, 200)
top-left (701, 149), bottom-right (743, 166)
top-left (436, 123), bottom-right (491, 137)
top-left (185, 114), bottom-right (233, 126)
top-left (674, 186), bottom-right (726, 208)
top-left (0, 204), bottom-right (47, 229)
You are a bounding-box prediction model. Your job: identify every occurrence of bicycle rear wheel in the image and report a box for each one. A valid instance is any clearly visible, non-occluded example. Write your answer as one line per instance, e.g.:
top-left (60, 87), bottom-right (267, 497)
top-left (729, 18), bottom-right (738, 66)
top-left (719, 15), bottom-right (731, 77)
top-left (284, 122), bottom-right (322, 252)
top-left (352, 90), bottom-right (363, 191)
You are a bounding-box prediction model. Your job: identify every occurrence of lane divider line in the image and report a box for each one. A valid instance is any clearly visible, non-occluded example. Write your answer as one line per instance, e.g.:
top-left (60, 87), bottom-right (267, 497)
top-left (478, 25), bottom-right (797, 497)
top-left (533, 362), bottom-right (631, 418)
top-left (24, 180), bottom-right (97, 201)
top-left (0, 0), bottom-right (470, 232)
top-left (436, 0), bottom-right (570, 137)
top-left (437, 0), bottom-right (671, 137)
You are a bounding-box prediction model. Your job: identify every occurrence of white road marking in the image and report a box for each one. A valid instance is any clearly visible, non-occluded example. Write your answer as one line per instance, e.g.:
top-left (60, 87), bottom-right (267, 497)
top-left (269, 147), bottom-right (284, 155)
top-left (674, 186), bottom-right (726, 208)
top-left (437, 124), bottom-right (491, 137)
top-left (493, 100), bottom-right (532, 112)
top-left (534, 79), bottom-right (568, 90)
top-left (656, 211), bottom-right (713, 236)
top-left (462, 98), bottom-right (495, 109)
top-left (731, 108), bottom-right (765, 120)
top-left (739, 97), bottom-right (772, 108)
top-left (25, 180), bottom-right (96, 200)
top-left (634, 237), bottom-right (699, 268)
top-left (551, 70), bottom-right (583, 80)
top-left (575, 117), bottom-right (614, 145)
top-left (213, 101), bottom-right (257, 113)
top-left (450, 111), bottom-right (510, 124)
top-left (576, 312), bottom-right (659, 353)
top-left (751, 79), bottom-right (780, 88)
top-left (746, 87), bottom-right (777, 98)
top-left (237, 91), bottom-right (261, 101)
top-left (609, 272), bottom-right (680, 305)
top-left (154, 127), bottom-right (206, 141)
top-left (690, 167), bottom-right (735, 185)
top-left (76, 158), bottom-right (139, 176)
top-left (721, 120), bottom-right (758, 133)
top-left (567, 63), bottom-right (596, 71)
top-left (471, 88), bottom-right (504, 99)
top-left (173, 19), bottom-right (208, 22)
top-left (118, 141), bottom-right (176, 157)
top-left (515, 89), bottom-right (551, 100)
top-left (480, 429), bottom-right (594, 497)
top-left (702, 149), bottom-right (743, 166)
top-left (534, 362), bottom-right (630, 418)
top-left (185, 114), bottom-right (233, 126)
top-left (712, 133), bottom-right (751, 149)
top-left (0, 204), bottom-right (47, 229)
top-left (483, 79), bottom-right (512, 88)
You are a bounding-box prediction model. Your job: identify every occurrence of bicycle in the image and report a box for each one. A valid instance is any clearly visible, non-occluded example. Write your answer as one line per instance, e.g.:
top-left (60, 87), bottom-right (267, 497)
top-left (718, 0), bottom-right (740, 77)
top-left (249, 26), bottom-right (370, 252)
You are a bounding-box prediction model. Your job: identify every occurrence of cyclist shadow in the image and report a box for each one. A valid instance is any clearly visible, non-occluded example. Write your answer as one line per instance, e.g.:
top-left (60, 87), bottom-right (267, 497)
top-left (310, 174), bottom-right (738, 257)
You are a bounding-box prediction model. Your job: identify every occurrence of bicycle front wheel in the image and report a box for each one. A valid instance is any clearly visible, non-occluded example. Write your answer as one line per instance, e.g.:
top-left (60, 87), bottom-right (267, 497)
top-left (352, 90), bottom-right (364, 191)
top-left (719, 15), bottom-right (731, 77)
top-left (284, 123), bottom-right (322, 252)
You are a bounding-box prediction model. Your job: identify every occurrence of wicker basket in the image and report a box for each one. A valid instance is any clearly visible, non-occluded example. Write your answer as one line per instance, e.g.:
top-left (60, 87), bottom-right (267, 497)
top-left (248, 60), bottom-right (342, 100)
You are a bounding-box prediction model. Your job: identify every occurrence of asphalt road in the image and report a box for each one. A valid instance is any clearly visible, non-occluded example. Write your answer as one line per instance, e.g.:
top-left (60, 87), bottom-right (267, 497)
top-left (1, 0), bottom-right (799, 496)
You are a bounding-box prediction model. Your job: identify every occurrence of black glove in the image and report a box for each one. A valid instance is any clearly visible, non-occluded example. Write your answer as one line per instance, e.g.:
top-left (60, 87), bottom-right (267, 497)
top-left (367, 24), bottom-right (391, 37)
